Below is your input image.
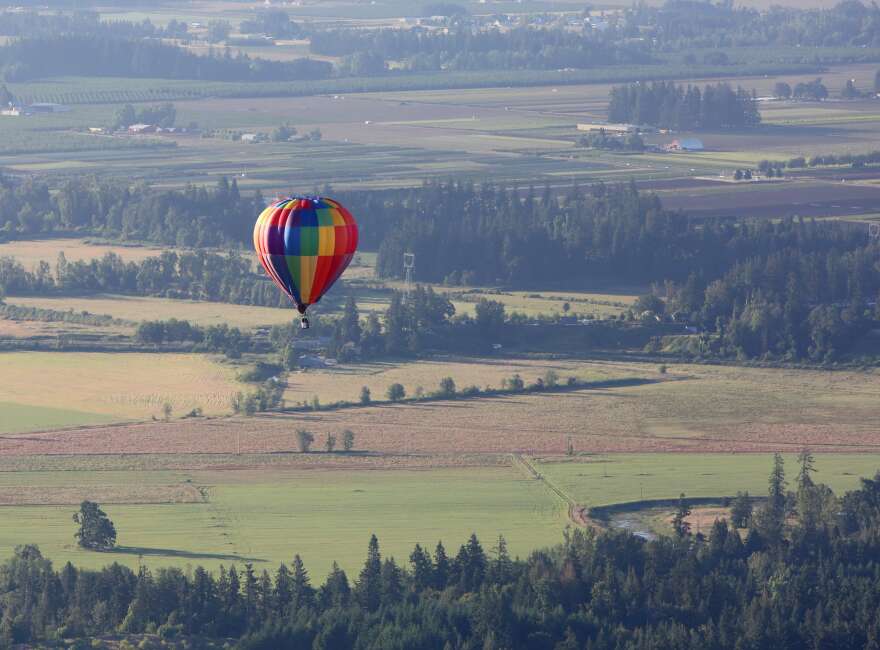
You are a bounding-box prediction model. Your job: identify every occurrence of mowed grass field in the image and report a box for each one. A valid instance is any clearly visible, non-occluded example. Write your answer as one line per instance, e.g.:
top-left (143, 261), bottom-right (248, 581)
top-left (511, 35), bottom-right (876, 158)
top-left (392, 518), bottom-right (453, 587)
top-left (7, 295), bottom-right (295, 329)
top-left (0, 467), bottom-right (567, 577)
top-left (0, 239), bottom-right (174, 267)
top-left (0, 352), bottom-right (244, 431)
top-left (537, 454), bottom-right (880, 509)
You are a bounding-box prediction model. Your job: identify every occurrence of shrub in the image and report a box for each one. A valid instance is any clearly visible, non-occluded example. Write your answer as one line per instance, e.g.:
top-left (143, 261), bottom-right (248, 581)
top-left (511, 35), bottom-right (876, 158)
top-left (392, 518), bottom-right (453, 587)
top-left (438, 376), bottom-right (456, 398)
top-left (342, 429), bottom-right (355, 451)
top-left (296, 429), bottom-right (314, 452)
top-left (387, 383), bottom-right (406, 401)
top-left (360, 386), bottom-right (371, 405)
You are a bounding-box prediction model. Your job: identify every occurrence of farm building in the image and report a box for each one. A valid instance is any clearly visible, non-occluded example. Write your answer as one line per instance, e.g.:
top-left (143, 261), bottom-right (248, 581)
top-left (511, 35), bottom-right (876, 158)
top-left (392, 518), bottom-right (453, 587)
top-left (27, 102), bottom-right (70, 113)
top-left (666, 138), bottom-right (704, 152)
top-left (128, 123), bottom-right (157, 134)
top-left (577, 122), bottom-right (639, 134)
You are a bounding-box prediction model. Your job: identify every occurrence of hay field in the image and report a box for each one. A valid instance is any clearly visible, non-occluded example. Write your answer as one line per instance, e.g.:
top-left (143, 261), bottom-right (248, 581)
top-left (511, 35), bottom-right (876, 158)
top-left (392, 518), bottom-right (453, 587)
top-left (283, 356), bottom-right (634, 405)
top-left (4, 361), bottom-right (879, 456)
top-left (0, 352), bottom-right (244, 431)
top-left (0, 239), bottom-right (173, 268)
top-left (0, 466), bottom-right (566, 576)
top-left (350, 283), bottom-right (639, 319)
top-left (8, 295), bottom-right (295, 329)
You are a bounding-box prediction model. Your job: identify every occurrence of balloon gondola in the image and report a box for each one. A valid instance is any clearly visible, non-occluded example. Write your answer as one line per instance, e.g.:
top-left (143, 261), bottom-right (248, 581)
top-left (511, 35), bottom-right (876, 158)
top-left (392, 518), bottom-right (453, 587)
top-left (253, 196), bottom-right (359, 329)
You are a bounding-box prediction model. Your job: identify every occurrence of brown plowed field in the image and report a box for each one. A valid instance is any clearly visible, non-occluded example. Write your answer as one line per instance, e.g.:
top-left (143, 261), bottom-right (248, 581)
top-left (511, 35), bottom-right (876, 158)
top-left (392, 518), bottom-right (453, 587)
top-left (3, 364), bottom-right (878, 461)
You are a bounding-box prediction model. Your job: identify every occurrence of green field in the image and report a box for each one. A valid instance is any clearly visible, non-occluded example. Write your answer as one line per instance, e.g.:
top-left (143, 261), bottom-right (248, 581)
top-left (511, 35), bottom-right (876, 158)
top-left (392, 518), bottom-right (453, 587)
top-left (0, 401), bottom-right (117, 434)
top-left (537, 454), bottom-right (880, 508)
top-left (1, 454), bottom-right (878, 577)
top-left (0, 467), bottom-right (566, 577)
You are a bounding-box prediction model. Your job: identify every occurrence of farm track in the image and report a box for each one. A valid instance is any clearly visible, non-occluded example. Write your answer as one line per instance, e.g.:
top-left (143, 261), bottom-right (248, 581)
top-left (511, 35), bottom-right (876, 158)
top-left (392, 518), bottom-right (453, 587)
top-left (511, 453), bottom-right (586, 527)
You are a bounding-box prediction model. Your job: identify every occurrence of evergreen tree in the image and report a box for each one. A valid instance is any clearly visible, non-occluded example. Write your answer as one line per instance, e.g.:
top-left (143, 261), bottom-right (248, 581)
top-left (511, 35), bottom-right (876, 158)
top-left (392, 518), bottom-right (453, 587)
top-left (290, 555), bottom-right (315, 612)
top-left (273, 563), bottom-right (292, 614)
top-left (672, 493), bottom-right (692, 538)
top-left (356, 535), bottom-right (382, 611)
top-left (796, 449), bottom-right (816, 492)
top-left (409, 544), bottom-right (433, 591)
top-left (434, 541), bottom-right (450, 590)
top-left (319, 562), bottom-right (350, 609)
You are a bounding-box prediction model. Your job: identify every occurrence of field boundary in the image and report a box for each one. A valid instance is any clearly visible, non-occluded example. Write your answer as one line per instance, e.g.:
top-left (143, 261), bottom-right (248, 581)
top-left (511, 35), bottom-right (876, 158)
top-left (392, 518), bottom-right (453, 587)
top-left (511, 453), bottom-right (586, 526)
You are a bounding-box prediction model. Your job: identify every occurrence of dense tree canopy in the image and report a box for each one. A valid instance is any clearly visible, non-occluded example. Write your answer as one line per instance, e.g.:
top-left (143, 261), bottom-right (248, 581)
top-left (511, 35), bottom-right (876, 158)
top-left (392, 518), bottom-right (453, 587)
top-left (608, 81), bottom-right (761, 129)
top-left (0, 35), bottom-right (331, 82)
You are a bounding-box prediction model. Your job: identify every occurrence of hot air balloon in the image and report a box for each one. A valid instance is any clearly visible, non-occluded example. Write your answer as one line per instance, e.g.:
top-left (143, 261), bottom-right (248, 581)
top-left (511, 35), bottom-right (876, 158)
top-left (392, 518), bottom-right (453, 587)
top-left (253, 196), bottom-right (359, 329)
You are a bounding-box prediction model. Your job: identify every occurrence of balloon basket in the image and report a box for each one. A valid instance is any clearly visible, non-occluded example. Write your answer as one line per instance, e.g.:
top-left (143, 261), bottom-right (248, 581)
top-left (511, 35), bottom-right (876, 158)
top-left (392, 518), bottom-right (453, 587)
top-left (300, 317), bottom-right (310, 330)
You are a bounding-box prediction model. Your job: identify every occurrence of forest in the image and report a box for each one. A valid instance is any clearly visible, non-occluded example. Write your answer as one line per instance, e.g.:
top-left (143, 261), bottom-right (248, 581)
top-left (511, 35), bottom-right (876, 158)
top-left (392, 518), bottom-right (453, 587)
top-left (0, 9), bottom-right (189, 39)
top-left (3, 457), bottom-right (880, 648)
top-left (310, 26), bottom-right (652, 73)
top-left (1, 177), bottom-right (878, 362)
top-left (607, 81), bottom-right (761, 130)
top-left (0, 35), bottom-right (332, 83)
top-left (625, 0), bottom-right (880, 49)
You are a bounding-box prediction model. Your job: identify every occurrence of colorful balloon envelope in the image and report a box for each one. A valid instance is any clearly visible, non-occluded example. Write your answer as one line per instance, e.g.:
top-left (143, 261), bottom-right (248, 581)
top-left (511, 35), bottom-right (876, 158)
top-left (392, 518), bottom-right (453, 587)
top-left (253, 196), bottom-right (358, 325)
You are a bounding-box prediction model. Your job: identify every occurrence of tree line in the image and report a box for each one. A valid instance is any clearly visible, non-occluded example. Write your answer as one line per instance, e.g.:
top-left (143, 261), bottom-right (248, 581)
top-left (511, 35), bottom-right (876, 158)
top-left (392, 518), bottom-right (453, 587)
top-left (4, 456), bottom-right (880, 647)
top-left (2, 175), bottom-right (878, 362)
top-left (0, 249), bottom-right (293, 311)
top-left (311, 25), bottom-right (652, 74)
top-left (607, 81), bottom-right (761, 130)
top-left (625, 0), bottom-right (880, 49)
top-left (0, 9), bottom-right (188, 40)
top-left (0, 35), bottom-right (332, 83)
top-left (0, 175), bottom-right (258, 244)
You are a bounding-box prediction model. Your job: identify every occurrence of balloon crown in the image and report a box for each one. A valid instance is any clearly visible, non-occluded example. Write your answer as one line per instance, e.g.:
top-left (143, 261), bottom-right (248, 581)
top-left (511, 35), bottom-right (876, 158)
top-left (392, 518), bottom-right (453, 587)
top-left (272, 194), bottom-right (324, 205)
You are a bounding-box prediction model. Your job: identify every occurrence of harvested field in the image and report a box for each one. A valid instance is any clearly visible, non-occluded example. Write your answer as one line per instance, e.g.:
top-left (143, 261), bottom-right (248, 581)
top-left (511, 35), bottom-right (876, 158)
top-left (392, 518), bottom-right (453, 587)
top-left (4, 362), bottom-right (879, 457)
top-left (7, 295), bottom-right (295, 329)
top-left (0, 318), bottom-right (131, 340)
top-left (658, 178), bottom-right (880, 220)
top-left (284, 356), bottom-right (638, 406)
top-left (0, 352), bottom-right (244, 431)
top-left (0, 483), bottom-right (204, 506)
top-left (0, 239), bottom-right (176, 268)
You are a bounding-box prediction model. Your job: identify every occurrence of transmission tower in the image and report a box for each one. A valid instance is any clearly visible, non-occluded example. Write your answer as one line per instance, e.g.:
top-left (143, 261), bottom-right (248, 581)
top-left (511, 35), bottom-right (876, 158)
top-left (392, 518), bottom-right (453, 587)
top-left (403, 252), bottom-right (415, 302)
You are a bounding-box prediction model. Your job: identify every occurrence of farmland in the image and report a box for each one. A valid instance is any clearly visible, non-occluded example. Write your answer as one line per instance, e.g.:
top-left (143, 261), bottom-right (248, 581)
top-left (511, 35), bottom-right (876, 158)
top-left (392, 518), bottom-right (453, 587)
top-left (7, 295), bottom-right (294, 329)
top-left (0, 352), bottom-right (244, 430)
top-left (0, 467), bottom-right (566, 576)
top-left (0, 238), bottom-right (178, 267)
top-left (1, 0), bottom-right (879, 603)
top-left (536, 454), bottom-right (880, 510)
top-left (5, 64), bottom-right (880, 210)
top-left (2, 361), bottom-right (878, 456)
top-left (0, 353), bottom-right (875, 571)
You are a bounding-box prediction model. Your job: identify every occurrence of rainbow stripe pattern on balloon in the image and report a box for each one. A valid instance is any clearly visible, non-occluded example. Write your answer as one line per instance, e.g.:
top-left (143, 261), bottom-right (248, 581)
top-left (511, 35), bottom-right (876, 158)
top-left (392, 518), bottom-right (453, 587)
top-left (253, 196), bottom-right (359, 311)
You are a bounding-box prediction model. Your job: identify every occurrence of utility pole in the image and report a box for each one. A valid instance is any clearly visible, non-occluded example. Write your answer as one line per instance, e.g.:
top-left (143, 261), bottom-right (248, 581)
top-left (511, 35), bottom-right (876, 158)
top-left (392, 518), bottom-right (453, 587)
top-left (403, 252), bottom-right (415, 302)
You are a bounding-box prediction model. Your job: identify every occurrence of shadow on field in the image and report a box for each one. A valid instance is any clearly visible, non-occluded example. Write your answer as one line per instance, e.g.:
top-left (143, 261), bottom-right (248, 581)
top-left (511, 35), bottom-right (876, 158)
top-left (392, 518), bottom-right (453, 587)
top-left (109, 546), bottom-right (266, 563)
